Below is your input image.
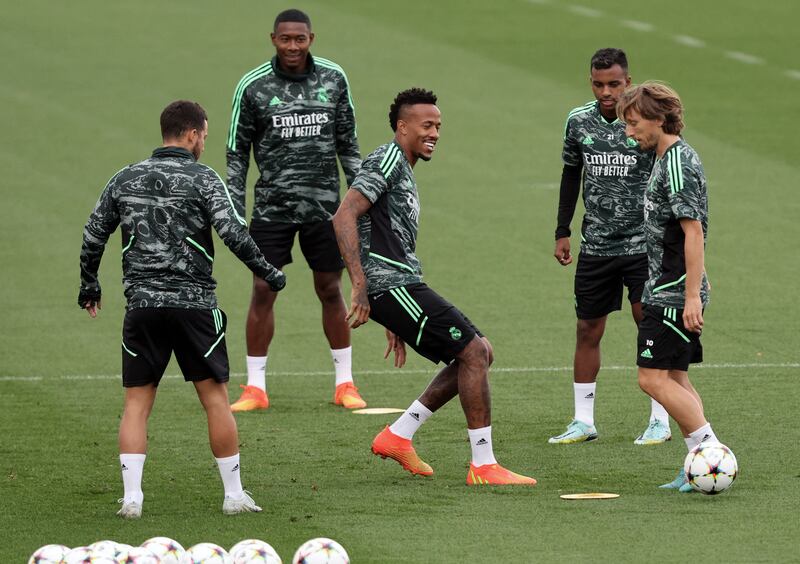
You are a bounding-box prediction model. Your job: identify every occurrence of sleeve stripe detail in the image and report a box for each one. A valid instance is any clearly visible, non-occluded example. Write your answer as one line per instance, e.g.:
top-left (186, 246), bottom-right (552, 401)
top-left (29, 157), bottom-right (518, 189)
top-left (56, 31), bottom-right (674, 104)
top-left (564, 101), bottom-right (595, 137)
top-left (667, 147), bottom-right (684, 194)
top-left (227, 63), bottom-right (273, 151)
top-left (207, 166), bottom-right (247, 226)
top-left (380, 145), bottom-right (401, 177)
top-left (315, 57), bottom-right (357, 115)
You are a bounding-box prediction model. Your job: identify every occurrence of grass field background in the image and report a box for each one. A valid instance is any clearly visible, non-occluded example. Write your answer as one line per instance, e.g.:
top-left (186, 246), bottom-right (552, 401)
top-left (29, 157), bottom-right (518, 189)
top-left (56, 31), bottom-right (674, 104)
top-left (2, 0), bottom-right (799, 562)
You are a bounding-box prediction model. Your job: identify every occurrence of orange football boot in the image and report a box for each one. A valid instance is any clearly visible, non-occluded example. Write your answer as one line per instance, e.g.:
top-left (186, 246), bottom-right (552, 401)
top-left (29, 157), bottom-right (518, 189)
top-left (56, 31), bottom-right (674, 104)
top-left (334, 382), bottom-right (367, 409)
top-left (230, 385), bottom-right (269, 412)
top-left (371, 426), bottom-right (433, 476)
top-left (467, 463), bottom-right (537, 486)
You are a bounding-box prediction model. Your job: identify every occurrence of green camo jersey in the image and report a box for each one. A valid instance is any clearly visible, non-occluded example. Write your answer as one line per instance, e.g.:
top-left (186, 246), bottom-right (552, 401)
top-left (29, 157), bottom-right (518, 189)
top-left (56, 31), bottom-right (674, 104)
top-left (80, 147), bottom-right (282, 310)
top-left (226, 54), bottom-right (361, 224)
top-left (562, 100), bottom-right (654, 256)
top-left (351, 141), bottom-right (423, 294)
top-left (642, 139), bottom-right (710, 308)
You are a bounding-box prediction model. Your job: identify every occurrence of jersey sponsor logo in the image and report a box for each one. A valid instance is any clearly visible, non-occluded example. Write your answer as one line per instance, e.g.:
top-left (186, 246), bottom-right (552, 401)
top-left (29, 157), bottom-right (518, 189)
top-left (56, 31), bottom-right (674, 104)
top-left (272, 112), bottom-right (331, 139)
top-left (406, 192), bottom-right (420, 222)
top-left (449, 327), bottom-right (462, 340)
top-left (583, 152), bottom-right (639, 177)
top-left (582, 135), bottom-right (594, 145)
top-left (316, 88), bottom-right (329, 102)
top-left (269, 96), bottom-right (283, 106)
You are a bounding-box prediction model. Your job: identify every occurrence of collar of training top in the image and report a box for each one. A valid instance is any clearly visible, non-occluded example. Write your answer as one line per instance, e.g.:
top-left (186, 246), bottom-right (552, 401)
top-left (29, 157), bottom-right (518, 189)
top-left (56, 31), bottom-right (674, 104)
top-left (152, 146), bottom-right (196, 160)
top-left (272, 53), bottom-right (316, 81)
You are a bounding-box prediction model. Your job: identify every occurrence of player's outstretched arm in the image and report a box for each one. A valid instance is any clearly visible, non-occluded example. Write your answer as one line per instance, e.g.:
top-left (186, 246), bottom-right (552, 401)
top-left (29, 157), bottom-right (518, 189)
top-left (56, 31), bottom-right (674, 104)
top-left (78, 179), bottom-right (121, 316)
top-left (680, 217), bottom-right (705, 334)
top-left (205, 170), bottom-right (285, 291)
top-left (332, 188), bottom-right (372, 328)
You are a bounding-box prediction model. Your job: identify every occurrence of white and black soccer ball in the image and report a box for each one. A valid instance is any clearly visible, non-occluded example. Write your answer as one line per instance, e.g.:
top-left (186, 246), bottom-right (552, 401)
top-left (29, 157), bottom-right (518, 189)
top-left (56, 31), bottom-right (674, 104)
top-left (181, 542), bottom-right (231, 564)
top-left (292, 538), bottom-right (349, 564)
top-left (141, 536), bottom-right (186, 564)
top-left (229, 539), bottom-right (282, 564)
top-left (28, 544), bottom-right (70, 564)
top-left (120, 546), bottom-right (160, 564)
top-left (684, 441), bottom-right (738, 494)
top-left (64, 545), bottom-right (117, 564)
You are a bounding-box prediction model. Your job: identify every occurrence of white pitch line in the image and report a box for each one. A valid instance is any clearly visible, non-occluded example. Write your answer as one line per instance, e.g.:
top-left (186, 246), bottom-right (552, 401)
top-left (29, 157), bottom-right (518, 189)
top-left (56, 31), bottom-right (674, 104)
top-left (568, 5), bottom-right (602, 17)
top-left (725, 51), bottom-right (764, 65)
top-left (785, 70), bottom-right (800, 80)
top-left (673, 35), bottom-right (706, 48)
top-left (622, 20), bottom-right (654, 32)
top-left (0, 363), bottom-right (796, 383)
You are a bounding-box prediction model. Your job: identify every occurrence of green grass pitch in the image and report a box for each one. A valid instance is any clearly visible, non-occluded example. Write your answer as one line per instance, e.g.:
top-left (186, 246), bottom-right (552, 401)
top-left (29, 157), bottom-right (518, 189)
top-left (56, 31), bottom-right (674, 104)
top-left (2, 0), bottom-right (799, 562)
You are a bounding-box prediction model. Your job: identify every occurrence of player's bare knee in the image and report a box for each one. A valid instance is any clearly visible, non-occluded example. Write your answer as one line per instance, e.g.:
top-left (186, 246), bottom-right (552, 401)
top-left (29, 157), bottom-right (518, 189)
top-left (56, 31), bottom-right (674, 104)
top-left (313, 277), bottom-right (343, 305)
top-left (576, 318), bottom-right (604, 346)
top-left (458, 337), bottom-right (489, 372)
top-left (482, 337), bottom-right (495, 367)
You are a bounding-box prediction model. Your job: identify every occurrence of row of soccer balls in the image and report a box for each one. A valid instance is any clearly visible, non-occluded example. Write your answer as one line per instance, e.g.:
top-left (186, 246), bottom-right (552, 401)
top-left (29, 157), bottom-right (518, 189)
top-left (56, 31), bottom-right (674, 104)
top-left (29, 537), bottom-right (348, 564)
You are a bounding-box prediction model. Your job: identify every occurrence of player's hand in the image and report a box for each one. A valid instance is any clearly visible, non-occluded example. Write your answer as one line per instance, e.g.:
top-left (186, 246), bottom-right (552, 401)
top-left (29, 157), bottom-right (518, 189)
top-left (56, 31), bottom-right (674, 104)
top-left (346, 284), bottom-right (370, 328)
top-left (384, 329), bottom-right (406, 368)
top-left (84, 299), bottom-right (101, 318)
top-left (683, 295), bottom-right (703, 334)
top-left (554, 237), bottom-right (572, 266)
top-left (267, 270), bottom-right (286, 292)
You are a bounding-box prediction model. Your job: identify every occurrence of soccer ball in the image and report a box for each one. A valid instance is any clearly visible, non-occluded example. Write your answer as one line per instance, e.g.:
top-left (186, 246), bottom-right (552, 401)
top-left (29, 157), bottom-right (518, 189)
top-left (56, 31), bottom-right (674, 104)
top-left (64, 546), bottom-right (117, 564)
top-left (141, 536), bottom-right (186, 564)
top-left (120, 546), bottom-right (160, 564)
top-left (292, 538), bottom-right (349, 564)
top-left (181, 543), bottom-right (231, 563)
top-left (684, 441), bottom-right (738, 494)
top-left (28, 544), bottom-right (70, 564)
top-left (229, 539), bottom-right (282, 564)
top-left (88, 541), bottom-right (119, 558)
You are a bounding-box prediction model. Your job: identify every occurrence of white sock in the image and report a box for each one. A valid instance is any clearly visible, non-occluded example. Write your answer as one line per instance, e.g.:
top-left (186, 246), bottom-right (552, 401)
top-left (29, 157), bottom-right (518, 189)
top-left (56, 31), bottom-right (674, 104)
top-left (331, 347), bottom-right (353, 386)
top-left (468, 426), bottom-right (497, 467)
top-left (216, 453), bottom-right (243, 499)
top-left (687, 423), bottom-right (718, 452)
top-left (120, 453), bottom-right (146, 504)
top-left (573, 382), bottom-right (596, 426)
top-left (650, 399), bottom-right (670, 424)
top-left (389, 400), bottom-right (432, 439)
top-left (246, 355), bottom-right (267, 391)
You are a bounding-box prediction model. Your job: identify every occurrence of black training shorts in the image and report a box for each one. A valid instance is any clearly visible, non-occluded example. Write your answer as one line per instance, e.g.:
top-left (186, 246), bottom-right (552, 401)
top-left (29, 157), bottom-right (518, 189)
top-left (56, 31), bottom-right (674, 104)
top-left (636, 304), bottom-right (703, 371)
top-left (249, 220), bottom-right (344, 272)
top-left (574, 253), bottom-right (648, 319)
top-left (121, 307), bottom-right (230, 387)
top-left (368, 283), bottom-right (483, 365)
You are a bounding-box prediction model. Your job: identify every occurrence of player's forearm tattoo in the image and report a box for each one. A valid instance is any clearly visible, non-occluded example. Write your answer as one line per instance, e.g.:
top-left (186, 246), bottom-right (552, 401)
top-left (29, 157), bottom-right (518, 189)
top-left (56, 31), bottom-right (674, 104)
top-left (334, 201), bottom-right (366, 286)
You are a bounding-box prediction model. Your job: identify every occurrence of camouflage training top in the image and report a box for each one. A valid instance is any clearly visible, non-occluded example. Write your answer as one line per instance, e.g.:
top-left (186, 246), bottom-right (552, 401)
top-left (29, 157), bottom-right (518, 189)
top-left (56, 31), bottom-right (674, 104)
top-left (226, 54), bottom-right (360, 224)
top-left (351, 141), bottom-right (423, 295)
top-left (562, 100), bottom-right (654, 256)
top-left (642, 139), bottom-right (710, 308)
top-left (80, 147), bottom-right (282, 310)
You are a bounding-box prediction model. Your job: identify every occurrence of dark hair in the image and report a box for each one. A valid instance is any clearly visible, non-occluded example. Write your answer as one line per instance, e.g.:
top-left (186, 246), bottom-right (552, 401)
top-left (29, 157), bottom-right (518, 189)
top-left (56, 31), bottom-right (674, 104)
top-left (590, 48), bottom-right (628, 72)
top-left (160, 100), bottom-right (207, 140)
top-left (274, 9), bottom-right (311, 31)
top-left (389, 88), bottom-right (438, 131)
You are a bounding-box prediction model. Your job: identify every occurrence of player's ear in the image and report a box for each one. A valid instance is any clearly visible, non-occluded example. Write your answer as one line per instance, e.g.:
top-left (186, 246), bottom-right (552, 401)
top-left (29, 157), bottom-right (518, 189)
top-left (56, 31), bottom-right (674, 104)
top-left (308, 32), bottom-right (315, 45)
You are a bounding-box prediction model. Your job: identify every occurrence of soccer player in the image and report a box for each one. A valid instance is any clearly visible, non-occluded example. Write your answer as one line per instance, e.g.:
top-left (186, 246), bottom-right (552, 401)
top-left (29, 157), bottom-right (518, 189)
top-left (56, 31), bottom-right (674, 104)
top-left (617, 81), bottom-right (718, 491)
top-left (550, 48), bottom-right (671, 445)
top-left (332, 88), bottom-right (536, 486)
top-left (226, 9), bottom-right (365, 411)
top-left (78, 101), bottom-right (286, 517)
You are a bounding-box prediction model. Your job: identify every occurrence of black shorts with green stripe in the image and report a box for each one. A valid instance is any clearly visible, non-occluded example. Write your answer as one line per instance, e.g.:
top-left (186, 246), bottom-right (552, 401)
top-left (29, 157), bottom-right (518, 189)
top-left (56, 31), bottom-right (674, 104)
top-left (121, 307), bottom-right (229, 387)
top-left (368, 283), bottom-right (483, 365)
top-left (636, 304), bottom-right (703, 371)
